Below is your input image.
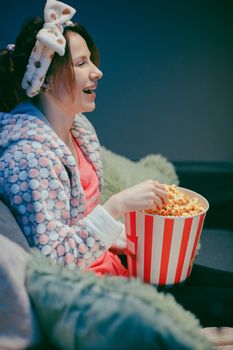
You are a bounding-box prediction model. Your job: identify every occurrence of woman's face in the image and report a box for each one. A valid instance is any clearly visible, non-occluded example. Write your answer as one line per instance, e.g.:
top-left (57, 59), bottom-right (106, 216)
top-left (52, 32), bottom-right (103, 114)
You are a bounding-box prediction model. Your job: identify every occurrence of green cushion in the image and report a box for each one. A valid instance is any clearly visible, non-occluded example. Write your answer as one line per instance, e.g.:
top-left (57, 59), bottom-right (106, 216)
top-left (26, 252), bottom-right (212, 350)
top-left (101, 146), bottom-right (179, 204)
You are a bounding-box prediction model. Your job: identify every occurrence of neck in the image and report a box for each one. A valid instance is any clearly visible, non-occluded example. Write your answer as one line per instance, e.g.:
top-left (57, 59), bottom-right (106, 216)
top-left (38, 94), bottom-right (76, 146)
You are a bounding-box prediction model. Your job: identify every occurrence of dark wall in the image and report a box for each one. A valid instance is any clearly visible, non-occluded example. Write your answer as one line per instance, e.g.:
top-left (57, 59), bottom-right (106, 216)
top-left (1, 0), bottom-right (232, 161)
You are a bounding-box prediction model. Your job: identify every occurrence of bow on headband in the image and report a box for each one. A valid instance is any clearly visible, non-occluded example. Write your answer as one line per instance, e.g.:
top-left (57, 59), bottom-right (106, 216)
top-left (21, 0), bottom-right (76, 97)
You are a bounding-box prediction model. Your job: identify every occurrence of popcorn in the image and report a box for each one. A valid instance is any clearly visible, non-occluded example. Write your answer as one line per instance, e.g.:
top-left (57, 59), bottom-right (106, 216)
top-left (145, 184), bottom-right (204, 217)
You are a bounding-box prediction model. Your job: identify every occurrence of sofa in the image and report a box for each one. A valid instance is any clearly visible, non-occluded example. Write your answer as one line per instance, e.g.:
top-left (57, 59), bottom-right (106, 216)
top-left (173, 161), bottom-right (233, 348)
top-left (0, 201), bottom-right (214, 350)
top-left (173, 161), bottom-right (233, 272)
top-left (0, 159), bottom-right (232, 349)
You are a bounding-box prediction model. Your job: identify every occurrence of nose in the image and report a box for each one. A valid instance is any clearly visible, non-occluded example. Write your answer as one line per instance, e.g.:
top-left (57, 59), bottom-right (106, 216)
top-left (90, 64), bottom-right (103, 81)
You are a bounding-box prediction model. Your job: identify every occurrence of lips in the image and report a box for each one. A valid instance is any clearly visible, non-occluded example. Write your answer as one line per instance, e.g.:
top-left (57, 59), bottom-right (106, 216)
top-left (82, 84), bottom-right (97, 95)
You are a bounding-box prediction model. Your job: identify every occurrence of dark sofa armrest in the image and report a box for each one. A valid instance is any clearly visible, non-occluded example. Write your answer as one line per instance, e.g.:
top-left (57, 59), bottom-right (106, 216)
top-left (173, 161), bottom-right (233, 230)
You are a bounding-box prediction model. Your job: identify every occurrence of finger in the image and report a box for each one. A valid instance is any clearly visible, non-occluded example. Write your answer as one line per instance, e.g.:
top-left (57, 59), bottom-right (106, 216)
top-left (153, 188), bottom-right (168, 203)
top-left (154, 181), bottom-right (167, 190)
top-left (153, 195), bottom-right (163, 209)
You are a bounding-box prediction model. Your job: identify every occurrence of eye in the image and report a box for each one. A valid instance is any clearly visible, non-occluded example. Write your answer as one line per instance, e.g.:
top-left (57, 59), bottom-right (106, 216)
top-left (76, 61), bottom-right (85, 67)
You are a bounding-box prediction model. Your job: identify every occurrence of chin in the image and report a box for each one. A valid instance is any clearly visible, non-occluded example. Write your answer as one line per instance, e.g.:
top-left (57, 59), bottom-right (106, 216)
top-left (83, 104), bottom-right (96, 113)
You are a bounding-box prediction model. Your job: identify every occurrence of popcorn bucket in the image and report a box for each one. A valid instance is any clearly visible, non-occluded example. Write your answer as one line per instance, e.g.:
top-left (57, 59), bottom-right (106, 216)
top-left (125, 187), bottom-right (209, 286)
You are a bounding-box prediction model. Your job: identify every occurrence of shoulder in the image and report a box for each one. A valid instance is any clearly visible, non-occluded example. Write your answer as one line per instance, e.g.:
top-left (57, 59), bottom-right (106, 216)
top-left (0, 111), bottom-right (52, 139)
top-left (0, 111), bottom-right (61, 154)
top-left (0, 114), bottom-right (62, 174)
top-left (0, 140), bottom-right (70, 197)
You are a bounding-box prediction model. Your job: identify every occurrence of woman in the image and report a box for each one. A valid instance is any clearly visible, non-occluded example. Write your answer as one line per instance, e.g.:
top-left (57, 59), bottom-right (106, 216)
top-left (0, 0), bottom-right (168, 276)
top-left (1, 0), bottom-right (233, 330)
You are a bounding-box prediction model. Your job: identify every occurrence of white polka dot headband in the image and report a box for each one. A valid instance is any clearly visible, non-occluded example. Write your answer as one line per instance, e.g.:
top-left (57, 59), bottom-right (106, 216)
top-left (21, 0), bottom-right (76, 97)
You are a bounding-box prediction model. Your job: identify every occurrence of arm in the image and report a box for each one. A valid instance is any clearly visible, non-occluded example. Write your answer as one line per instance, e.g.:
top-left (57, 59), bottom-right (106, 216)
top-left (2, 144), bottom-right (122, 269)
top-left (103, 180), bottom-right (168, 220)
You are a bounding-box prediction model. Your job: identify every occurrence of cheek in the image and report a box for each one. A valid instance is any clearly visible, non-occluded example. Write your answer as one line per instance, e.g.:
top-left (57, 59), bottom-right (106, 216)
top-left (74, 69), bottom-right (86, 90)
top-left (53, 79), bottom-right (71, 102)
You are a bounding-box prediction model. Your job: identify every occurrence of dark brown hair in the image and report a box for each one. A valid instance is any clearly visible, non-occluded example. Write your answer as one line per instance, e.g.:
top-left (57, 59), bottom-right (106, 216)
top-left (0, 17), bottom-right (100, 112)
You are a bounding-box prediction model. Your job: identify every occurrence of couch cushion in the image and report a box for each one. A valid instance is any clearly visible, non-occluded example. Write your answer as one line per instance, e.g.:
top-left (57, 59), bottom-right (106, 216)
top-left (26, 252), bottom-right (212, 350)
top-left (0, 235), bottom-right (42, 349)
top-left (0, 199), bottom-right (30, 251)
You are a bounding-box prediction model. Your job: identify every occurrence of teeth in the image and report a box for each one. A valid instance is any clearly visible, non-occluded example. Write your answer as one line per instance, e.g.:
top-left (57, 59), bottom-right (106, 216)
top-left (83, 89), bottom-right (92, 94)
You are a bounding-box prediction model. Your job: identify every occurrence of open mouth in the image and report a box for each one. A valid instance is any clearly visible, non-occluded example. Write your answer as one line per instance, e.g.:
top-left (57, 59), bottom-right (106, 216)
top-left (83, 88), bottom-right (94, 94)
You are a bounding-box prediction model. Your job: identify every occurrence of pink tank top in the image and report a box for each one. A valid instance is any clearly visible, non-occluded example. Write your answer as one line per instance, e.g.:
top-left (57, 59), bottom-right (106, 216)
top-left (71, 134), bottom-right (128, 277)
top-left (71, 135), bottom-right (100, 216)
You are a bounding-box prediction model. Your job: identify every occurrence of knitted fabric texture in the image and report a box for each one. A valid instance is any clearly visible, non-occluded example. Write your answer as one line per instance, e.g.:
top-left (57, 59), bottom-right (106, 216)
top-left (0, 107), bottom-right (108, 269)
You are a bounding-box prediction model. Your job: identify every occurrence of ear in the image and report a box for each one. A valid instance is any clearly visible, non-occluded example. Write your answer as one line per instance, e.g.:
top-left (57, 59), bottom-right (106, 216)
top-left (41, 78), bottom-right (51, 93)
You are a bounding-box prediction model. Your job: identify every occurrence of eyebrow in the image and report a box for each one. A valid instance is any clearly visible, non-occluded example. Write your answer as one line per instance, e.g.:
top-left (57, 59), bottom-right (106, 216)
top-left (73, 54), bottom-right (90, 61)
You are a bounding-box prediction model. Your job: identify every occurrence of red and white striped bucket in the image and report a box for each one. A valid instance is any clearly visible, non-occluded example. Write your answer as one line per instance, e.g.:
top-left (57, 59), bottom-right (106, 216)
top-left (125, 187), bottom-right (209, 286)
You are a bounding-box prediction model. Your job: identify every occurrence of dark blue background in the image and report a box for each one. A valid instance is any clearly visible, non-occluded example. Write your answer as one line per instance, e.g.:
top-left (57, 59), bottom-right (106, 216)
top-left (1, 0), bottom-right (232, 161)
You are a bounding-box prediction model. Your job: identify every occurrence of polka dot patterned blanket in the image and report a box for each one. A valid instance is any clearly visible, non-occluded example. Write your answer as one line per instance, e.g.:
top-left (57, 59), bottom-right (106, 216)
top-left (0, 102), bottom-right (125, 270)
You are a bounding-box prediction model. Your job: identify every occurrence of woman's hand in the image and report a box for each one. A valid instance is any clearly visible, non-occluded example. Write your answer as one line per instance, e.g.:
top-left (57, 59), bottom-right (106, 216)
top-left (103, 180), bottom-right (168, 220)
